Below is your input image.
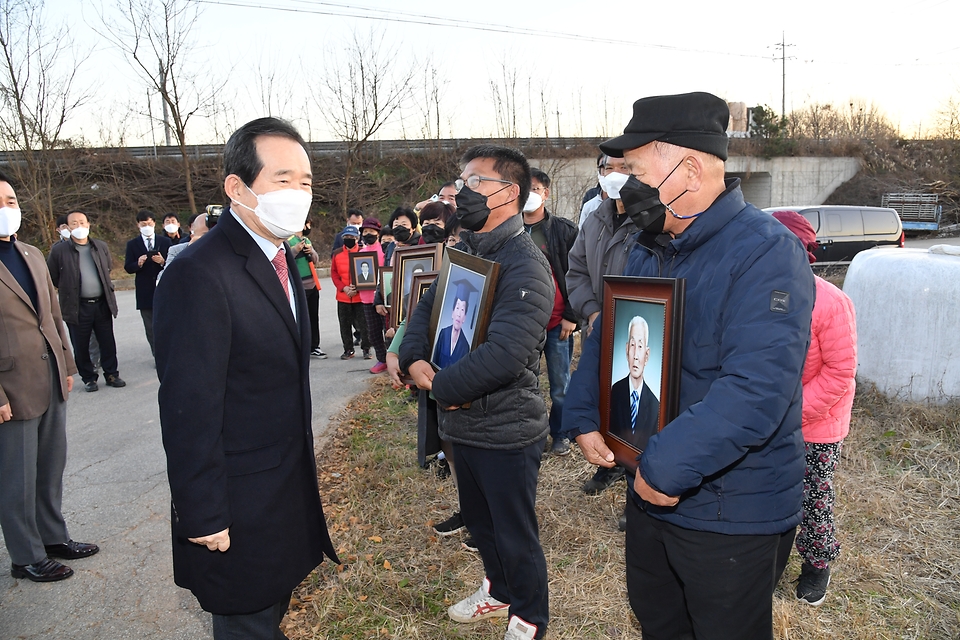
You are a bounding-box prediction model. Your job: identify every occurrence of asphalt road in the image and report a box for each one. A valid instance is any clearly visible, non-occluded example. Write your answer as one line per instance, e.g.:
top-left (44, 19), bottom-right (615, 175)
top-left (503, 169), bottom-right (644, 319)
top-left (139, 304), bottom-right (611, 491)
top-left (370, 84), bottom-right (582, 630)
top-left (0, 279), bottom-right (376, 639)
top-left (904, 235), bottom-right (960, 249)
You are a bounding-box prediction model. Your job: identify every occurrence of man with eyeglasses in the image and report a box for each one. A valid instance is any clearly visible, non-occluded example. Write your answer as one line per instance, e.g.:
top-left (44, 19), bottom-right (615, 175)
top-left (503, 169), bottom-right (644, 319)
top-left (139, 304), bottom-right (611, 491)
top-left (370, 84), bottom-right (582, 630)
top-left (522, 168), bottom-right (579, 457)
top-left (400, 145), bottom-right (554, 640)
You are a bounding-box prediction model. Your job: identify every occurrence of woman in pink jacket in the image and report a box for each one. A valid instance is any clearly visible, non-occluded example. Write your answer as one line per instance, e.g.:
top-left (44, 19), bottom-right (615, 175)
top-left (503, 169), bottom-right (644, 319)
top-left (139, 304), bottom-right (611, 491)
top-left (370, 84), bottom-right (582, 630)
top-left (773, 210), bottom-right (858, 607)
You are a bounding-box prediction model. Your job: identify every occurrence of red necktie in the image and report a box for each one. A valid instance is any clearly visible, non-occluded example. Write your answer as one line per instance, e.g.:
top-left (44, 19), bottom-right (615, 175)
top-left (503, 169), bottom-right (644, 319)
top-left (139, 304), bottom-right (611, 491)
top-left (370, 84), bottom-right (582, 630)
top-left (271, 250), bottom-right (290, 299)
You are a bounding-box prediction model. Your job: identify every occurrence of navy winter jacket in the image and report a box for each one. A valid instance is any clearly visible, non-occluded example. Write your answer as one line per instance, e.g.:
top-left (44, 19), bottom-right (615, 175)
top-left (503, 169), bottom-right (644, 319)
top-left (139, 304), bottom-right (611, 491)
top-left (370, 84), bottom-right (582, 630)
top-left (563, 180), bottom-right (815, 535)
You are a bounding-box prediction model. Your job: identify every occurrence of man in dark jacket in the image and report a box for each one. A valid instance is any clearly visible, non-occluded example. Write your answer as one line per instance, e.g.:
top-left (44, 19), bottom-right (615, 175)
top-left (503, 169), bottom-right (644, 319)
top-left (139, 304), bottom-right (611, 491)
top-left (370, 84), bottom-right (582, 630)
top-left (562, 92), bottom-right (815, 639)
top-left (523, 168), bottom-right (579, 456)
top-left (154, 117), bottom-right (338, 639)
top-left (124, 209), bottom-right (171, 358)
top-left (47, 211), bottom-right (124, 392)
top-left (400, 145), bottom-right (553, 640)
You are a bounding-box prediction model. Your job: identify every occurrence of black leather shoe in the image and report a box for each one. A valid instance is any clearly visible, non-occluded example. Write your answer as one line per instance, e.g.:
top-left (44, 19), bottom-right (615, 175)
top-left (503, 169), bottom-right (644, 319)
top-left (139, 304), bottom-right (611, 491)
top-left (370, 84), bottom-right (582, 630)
top-left (44, 540), bottom-right (100, 560)
top-left (11, 558), bottom-right (74, 582)
top-left (84, 381), bottom-right (99, 392)
top-left (582, 465), bottom-right (626, 494)
top-left (104, 375), bottom-right (126, 388)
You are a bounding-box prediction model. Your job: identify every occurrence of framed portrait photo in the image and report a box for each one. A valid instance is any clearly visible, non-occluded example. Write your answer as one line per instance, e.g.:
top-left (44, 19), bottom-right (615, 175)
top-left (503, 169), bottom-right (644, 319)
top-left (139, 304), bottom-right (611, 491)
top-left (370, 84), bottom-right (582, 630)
top-left (599, 276), bottom-right (685, 472)
top-left (390, 244), bottom-right (444, 328)
top-left (428, 248), bottom-right (499, 371)
top-left (407, 270), bottom-right (438, 327)
top-left (380, 270), bottom-right (394, 312)
top-left (350, 251), bottom-right (380, 291)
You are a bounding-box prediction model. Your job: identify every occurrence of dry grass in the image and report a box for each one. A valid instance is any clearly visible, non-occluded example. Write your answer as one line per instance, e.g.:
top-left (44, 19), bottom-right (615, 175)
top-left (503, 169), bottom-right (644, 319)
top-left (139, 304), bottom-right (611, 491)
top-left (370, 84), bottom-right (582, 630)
top-left (284, 377), bottom-right (960, 639)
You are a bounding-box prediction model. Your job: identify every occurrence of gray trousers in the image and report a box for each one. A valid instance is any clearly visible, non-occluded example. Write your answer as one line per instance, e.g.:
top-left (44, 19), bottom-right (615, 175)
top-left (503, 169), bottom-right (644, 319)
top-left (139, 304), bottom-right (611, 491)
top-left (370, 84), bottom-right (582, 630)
top-left (0, 359), bottom-right (70, 565)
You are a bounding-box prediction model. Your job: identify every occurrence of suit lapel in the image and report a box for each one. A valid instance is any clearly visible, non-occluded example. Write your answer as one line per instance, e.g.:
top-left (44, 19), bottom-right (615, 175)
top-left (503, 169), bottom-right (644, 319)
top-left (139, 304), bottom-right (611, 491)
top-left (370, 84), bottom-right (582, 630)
top-left (0, 243), bottom-right (39, 316)
top-left (221, 212), bottom-right (300, 345)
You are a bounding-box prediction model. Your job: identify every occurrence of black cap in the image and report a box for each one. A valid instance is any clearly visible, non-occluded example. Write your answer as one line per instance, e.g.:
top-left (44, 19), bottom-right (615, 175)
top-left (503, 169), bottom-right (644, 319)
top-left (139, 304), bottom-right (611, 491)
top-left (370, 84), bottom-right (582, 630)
top-left (599, 92), bottom-right (730, 160)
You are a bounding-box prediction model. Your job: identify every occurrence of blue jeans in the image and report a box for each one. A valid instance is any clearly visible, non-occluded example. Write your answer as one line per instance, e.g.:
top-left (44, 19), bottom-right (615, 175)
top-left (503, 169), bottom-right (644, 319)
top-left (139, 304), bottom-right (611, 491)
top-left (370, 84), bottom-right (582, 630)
top-left (544, 324), bottom-right (572, 438)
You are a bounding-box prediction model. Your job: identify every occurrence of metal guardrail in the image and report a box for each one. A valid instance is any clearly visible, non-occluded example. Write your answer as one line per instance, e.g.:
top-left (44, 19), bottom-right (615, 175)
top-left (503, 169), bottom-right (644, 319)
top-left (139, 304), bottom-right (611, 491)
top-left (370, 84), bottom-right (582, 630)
top-left (0, 137), bottom-right (607, 163)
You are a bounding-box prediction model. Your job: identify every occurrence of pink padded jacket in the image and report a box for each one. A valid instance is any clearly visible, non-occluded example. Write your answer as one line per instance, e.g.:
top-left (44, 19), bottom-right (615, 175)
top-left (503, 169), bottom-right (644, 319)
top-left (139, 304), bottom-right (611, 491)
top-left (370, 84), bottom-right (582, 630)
top-left (801, 276), bottom-right (858, 443)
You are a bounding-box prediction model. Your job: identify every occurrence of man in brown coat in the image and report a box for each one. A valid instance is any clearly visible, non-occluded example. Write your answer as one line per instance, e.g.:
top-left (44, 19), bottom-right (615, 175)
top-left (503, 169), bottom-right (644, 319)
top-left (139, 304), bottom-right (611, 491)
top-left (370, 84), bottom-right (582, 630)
top-left (0, 170), bottom-right (99, 582)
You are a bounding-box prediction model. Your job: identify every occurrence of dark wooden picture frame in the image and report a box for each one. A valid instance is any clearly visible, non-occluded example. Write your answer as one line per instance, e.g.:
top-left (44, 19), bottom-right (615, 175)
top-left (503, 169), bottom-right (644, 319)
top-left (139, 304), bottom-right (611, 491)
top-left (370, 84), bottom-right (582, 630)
top-left (390, 244), bottom-right (443, 328)
top-left (349, 251), bottom-right (380, 291)
top-left (428, 248), bottom-right (499, 371)
top-left (599, 276), bottom-right (685, 472)
top-left (407, 271), bottom-right (438, 328)
top-left (380, 270), bottom-right (393, 313)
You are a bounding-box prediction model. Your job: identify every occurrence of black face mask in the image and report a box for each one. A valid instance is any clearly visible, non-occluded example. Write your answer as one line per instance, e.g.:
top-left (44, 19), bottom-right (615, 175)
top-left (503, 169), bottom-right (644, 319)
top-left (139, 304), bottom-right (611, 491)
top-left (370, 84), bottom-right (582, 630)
top-left (362, 233), bottom-right (378, 246)
top-left (619, 160), bottom-right (687, 234)
top-left (302, 226), bottom-right (312, 236)
top-left (343, 237), bottom-right (357, 249)
top-left (392, 226), bottom-right (412, 243)
top-left (455, 184), bottom-right (515, 232)
top-left (421, 224), bottom-right (445, 244)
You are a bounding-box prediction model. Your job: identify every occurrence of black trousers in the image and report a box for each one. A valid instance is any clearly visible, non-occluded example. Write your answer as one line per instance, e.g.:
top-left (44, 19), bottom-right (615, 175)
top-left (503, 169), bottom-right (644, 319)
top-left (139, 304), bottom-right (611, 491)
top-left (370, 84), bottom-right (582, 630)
top-left (67, 298), bottom-right (119, 383)
top-left (304, 287), bottom-right (320, 351)
top-left (211, 592), bottom-right (291, 640)
top-left (337, 301), bottom-right (368, 353)
top-left (140, 308), bottom-right (155, 357)
top-left (625, 495), bottom-right (779, 640)
top-left (453, 439), bottom-right (548, 638)
top-left (362, 303), bottom-right (387, 363)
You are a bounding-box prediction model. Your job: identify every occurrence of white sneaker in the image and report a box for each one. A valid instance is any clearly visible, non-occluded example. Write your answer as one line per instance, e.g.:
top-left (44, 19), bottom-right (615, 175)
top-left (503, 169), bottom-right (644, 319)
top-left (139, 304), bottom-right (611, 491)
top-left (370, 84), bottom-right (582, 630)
top-left (447, 577), bottom-right (510, 623)
top-left (504, 615), bottom-right (538, 640)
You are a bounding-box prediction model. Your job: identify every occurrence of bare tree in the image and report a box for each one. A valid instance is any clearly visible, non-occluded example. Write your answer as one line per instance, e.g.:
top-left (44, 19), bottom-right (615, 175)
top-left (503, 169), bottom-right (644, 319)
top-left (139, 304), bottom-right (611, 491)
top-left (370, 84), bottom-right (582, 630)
top-left (934, 96), bottom-right (960, 140)
top-left (489, 58), bottom-right (519, 139)
top-left (0, 0), bottom-right (88, 245)
top-left (314, 28), bottom-right (415, 216)
top-left (96, 0), bottom-right (224, 216)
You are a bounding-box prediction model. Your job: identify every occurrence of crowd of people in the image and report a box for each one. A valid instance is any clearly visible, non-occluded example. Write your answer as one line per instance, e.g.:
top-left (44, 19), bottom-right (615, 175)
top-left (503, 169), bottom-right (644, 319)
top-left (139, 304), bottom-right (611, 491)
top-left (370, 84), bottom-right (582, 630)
top-left (0, 91), bottom-right (860, 640)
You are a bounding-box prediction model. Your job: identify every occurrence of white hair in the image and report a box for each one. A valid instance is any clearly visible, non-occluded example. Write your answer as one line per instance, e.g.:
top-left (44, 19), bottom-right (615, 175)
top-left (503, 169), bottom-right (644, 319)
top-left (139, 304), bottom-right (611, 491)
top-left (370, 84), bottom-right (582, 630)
top-left (627, 315), bottom-right (649, 346)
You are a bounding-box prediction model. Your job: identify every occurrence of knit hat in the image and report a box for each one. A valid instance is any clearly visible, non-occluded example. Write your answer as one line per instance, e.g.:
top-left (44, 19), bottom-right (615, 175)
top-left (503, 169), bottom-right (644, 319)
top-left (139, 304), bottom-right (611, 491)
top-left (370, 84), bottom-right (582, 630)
top-left (771, 210), bottom-right (819, 264)
top-left (600, 92), bottom-right (730, 160)
top-left (360, 217), bottom-right (382, 231)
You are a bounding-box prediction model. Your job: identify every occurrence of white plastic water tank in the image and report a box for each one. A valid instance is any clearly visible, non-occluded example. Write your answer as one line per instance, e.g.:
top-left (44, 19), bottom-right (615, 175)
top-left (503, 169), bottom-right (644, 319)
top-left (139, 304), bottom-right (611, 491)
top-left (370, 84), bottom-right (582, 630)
top-left (843, 245), bottom-right (960, 403)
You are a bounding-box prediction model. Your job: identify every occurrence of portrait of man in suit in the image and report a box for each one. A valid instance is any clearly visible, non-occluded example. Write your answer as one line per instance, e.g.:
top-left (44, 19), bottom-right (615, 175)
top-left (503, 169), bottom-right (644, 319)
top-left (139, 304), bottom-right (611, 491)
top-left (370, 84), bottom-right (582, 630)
top-left (358, 259), bottom-right (373, 283)
top-left (154, 117), bottom-right (338, 640)
top-left (609, 315), bottom-right (661, 452)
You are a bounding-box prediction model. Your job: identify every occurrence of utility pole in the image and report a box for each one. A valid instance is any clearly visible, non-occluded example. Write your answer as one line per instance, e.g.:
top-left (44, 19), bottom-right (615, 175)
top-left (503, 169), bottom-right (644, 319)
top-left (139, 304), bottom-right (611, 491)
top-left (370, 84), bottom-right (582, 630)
top-left (159, 62), bottom-right (172, 146)
top-left (774, 32), bottom-right (794, 120)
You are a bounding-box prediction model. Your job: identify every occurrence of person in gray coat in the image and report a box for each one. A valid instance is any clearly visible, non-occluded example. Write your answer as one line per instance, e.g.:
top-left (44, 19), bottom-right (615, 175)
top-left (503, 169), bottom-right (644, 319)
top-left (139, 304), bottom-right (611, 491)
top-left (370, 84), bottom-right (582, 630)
top-left (565, 153), bottom-right (636, 498)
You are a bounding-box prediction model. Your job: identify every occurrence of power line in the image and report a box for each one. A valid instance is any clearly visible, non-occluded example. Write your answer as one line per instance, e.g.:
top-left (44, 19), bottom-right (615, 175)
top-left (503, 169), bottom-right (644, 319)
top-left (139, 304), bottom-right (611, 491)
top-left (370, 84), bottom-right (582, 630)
top-left (193, 0), bottom-right (772, 60)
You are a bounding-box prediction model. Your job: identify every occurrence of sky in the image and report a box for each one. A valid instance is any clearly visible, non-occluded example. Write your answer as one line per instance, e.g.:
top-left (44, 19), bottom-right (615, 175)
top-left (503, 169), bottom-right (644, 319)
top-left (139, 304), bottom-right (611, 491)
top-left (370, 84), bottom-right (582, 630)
top-left (35, 0), bottom-right (960, 146)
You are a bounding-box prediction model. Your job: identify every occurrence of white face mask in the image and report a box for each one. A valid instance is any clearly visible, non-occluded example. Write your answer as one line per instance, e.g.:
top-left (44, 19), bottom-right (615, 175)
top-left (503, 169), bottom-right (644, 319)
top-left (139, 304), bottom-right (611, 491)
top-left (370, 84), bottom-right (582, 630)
top-left (598, 171), bottom-right (630, 199)
top-left (233, 184), bottom-right (312, 240)
top-left (164, 223), bottom-right (179, 234)
top-left (71, 226), bottom-right (90, 240)
top-left (140, 225), bottom-right (156, 238)
top-left (522, 192), bottom-right (543, 213)
top-left (59, 228), bottom-right (72, 240)
top-left (0, 206), bottom-right (21, 237)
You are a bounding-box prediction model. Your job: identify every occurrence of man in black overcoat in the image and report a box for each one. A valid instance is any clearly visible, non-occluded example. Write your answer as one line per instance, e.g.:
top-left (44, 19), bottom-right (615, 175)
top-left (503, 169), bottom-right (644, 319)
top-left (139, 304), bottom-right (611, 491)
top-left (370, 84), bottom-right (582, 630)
top-left (154, 117), bottom-right (338, 639)
top-left (124, 210), bottom-right (171, 358)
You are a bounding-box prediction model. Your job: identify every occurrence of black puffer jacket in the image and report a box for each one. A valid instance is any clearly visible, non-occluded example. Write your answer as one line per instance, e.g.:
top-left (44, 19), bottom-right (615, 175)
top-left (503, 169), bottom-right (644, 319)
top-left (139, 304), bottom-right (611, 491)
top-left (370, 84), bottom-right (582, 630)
top-left (399, 214), bottom-right (553, 450)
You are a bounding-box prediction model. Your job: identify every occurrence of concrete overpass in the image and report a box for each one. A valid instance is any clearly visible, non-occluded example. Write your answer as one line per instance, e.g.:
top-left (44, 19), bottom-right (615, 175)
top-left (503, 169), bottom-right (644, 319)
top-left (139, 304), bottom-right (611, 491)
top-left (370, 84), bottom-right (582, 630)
top-left (532, 155), bottom-right (862, 221)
